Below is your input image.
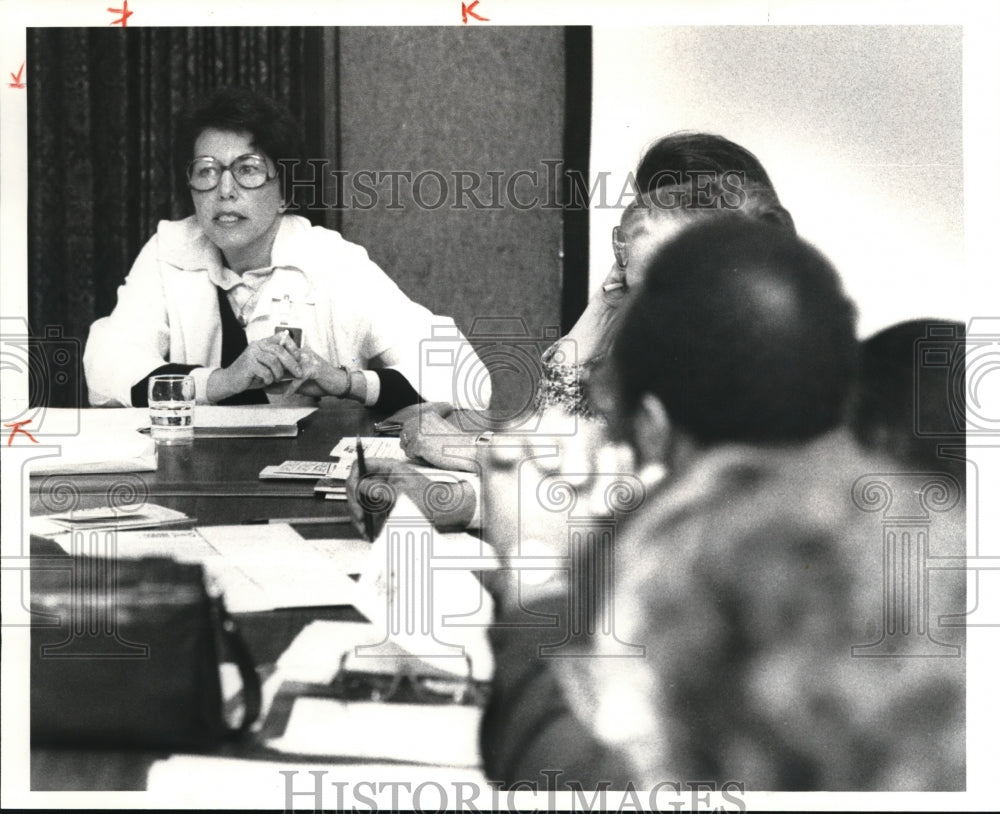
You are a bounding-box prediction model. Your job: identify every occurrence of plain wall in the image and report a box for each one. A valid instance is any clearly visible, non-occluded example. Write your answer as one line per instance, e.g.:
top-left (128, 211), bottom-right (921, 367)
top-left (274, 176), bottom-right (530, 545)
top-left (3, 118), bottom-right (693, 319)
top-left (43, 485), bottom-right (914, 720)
top-left (590, 26), bottom-right (967, 339)
top-left (327, 27), bottom-right (568, 415)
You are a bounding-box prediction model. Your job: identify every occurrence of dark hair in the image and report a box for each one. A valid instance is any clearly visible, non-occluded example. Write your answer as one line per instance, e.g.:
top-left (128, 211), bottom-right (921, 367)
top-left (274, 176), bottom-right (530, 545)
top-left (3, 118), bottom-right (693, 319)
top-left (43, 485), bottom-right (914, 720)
top-left (174, 87), bottom-right (303, 208)
top-left (609, 216), bottom-right (858, 446)
top-left (634, 132), bottom-right (795, 233)
top-left (851, 318), bottom-right (966, 481)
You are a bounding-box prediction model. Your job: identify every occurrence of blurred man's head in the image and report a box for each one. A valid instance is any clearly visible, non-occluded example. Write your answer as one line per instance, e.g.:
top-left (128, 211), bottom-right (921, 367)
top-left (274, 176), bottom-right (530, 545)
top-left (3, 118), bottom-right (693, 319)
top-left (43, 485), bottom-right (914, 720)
top-left (851, 318), bottom-right (966, 482)
top-left (606, 216), bottom-right (858, 466)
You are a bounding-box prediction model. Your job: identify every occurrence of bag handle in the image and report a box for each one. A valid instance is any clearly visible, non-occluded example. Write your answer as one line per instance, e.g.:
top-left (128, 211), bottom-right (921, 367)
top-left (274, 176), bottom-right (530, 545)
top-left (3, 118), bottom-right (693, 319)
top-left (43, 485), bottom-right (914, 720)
top-left (217, 603), bottom-right (263, 734)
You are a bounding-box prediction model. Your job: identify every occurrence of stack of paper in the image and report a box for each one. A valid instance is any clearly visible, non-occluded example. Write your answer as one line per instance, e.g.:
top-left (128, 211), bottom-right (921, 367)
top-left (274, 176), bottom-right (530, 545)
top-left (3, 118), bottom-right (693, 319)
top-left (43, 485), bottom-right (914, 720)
top-left (326, 436), bottom-right (410, 479)
top-left (261, 620), bottom-right (490, 766)
top-left (269, 697), bottom-right (484, 766)
top-left (318, 436), bottom-right (476, 502)
top-left (258, 460), bottom-right (334, 479)
top-left (319, 437), bottom-right (412, 501)
top-left (34, 503), bottom-right (191, 533)
top-left (259, 498), bottom-right (500, 766)
top-left (187, 405), bottom-right (317, 438)
top-left (43, 523), bottom-right (361, 613)
top-left (73, 404), bottom-right (317, 438)
top-left (147, 756), bottom-right (489, 806)
top-left (27, 408), bottom-right (156, 475)
top-left (27, 405), bottom-right (320, 477)
top-left (351, 495), bottom-right (498, 681)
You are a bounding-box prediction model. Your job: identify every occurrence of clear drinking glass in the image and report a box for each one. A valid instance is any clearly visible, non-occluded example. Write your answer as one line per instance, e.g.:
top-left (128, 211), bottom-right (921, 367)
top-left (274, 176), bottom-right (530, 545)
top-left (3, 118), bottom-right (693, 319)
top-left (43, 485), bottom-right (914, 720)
top-left (148, 374), bottom-right (195, 445)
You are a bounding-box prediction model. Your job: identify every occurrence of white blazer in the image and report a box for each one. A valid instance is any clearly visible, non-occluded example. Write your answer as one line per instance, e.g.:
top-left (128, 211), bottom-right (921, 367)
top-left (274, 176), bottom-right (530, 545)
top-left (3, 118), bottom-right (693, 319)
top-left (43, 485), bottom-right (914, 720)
top-left (84, 215), bottom-right (491, 408)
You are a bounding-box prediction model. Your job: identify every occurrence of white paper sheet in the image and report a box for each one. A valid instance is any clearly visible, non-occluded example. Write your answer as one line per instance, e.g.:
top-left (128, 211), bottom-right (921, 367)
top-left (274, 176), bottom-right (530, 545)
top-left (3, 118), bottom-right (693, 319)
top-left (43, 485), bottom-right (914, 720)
top-left (44, 523), bottom-right (359, 613)
top-left (42, 503), bottom-right (190, 531)
top-left (352, 496), bottom-right (497, 682)
top-left (146, 755), bottom-right (488, 808)
top-left (26, 407), bottom-right (156, 475)
top-left (327, 436), bottom-right (408, 479)
top-left (26, 405), bottom-right (319, 475)
top-left (268, 697), bottom-right (483, 766)
top-left (188, 405), bottom-right (317, 437)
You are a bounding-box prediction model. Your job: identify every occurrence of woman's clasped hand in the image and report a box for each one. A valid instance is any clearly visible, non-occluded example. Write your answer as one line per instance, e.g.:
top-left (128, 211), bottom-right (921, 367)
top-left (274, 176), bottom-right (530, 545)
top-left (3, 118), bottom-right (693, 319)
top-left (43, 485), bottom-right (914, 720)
top-left (206, 330), bottom-right (357, 402)
top-left (206, 331), bottom-right (301, 402)
top-left (281, 345), bottom-right (354, 399)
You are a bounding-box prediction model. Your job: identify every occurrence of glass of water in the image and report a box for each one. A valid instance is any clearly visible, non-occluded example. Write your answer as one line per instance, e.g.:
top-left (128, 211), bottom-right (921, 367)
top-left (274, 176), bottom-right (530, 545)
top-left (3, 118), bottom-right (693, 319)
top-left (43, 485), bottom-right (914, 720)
top-left (148, 374), bottom-right (195, 445)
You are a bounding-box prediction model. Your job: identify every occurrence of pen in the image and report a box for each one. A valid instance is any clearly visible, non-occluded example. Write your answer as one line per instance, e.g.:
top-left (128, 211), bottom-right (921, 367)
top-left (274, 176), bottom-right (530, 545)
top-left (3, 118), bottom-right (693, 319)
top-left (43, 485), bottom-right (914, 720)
top-left (355, 435), bottom-right (376, 542)
top-left (602, 282), bottom-right (626, 293)
top-left (246, 516), bottom-right (353, 525)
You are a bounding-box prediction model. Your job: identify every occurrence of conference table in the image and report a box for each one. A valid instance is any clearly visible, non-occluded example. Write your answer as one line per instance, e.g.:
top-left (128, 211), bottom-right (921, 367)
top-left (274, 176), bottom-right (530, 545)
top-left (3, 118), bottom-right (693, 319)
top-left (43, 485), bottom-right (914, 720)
top-left (27, 402), bottom-right (490, 796)
top-left (30, 401), bottom-right (374, 526)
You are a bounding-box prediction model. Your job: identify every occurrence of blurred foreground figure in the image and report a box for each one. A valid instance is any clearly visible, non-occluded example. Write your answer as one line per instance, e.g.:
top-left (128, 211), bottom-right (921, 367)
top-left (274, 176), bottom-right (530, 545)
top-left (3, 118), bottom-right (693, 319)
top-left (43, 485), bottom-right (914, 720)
top-left (481, 218), bottom-right (965, 791)
top-left (852, 318), bottom-right (966, 483)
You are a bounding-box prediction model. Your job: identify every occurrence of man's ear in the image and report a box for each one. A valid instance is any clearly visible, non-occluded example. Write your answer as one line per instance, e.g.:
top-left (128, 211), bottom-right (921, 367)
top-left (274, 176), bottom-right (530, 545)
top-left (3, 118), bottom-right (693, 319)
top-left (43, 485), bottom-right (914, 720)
top-left (633, 393), bottom-right (671, 466)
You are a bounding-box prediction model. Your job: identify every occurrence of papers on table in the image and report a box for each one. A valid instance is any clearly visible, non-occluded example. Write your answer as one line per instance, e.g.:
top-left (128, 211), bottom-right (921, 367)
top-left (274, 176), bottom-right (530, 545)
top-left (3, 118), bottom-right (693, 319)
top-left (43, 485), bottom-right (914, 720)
top-left (323, 435), bottom-right (477, 489)
top-left (26, 405), bottom-right (319, 477)
top-left (258, 460), bottom-right (334, 479)
top-left (261, 620), bottom-right (489, 766)
top-left (258, 620), bottom-right (416, 735)
top-left (270, 697), bottom-right (483, 766)
top-left (187, 405), bottom-right (317, 437)
top-left (33, 502), bottom-right (191, 533)
top-left (304, 537), bottom-right (372, 575)
top-left (319, 437), bottom-right (475, 503)
top-left (27, 408), bottom-right (157, 475)
top-left (314, 477), bottom-right (348, 500)
top-left (43, 523), bottom-right (362, 613)
top-left (33, 488), bottom-right (493, 618)
top-left (261, 498), bottom-right (499, 766)
top-left (146, 755), bottom-right (489, 807)
top-left (326, 436), bottom-right (408, 479)
top-left (352, 495), bottom-right (498, 682)
top-left (259, 620), bottom-right (486, 712)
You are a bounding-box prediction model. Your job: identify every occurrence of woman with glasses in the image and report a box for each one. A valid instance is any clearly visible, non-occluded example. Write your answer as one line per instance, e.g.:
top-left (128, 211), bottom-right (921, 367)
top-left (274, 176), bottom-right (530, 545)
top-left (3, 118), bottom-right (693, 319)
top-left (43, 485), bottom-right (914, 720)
top-left (535, 131), bottom-right (795, 419)
top-left (84, 87), bottom-right (488, 410)
top-left (388, 133), bottom-right (795, 474)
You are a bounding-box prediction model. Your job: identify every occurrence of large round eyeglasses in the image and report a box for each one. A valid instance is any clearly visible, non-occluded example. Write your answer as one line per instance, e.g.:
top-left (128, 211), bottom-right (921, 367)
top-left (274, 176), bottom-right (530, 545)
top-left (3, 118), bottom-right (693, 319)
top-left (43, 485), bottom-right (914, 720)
top-left (186, 153), bottom-right (277, 192)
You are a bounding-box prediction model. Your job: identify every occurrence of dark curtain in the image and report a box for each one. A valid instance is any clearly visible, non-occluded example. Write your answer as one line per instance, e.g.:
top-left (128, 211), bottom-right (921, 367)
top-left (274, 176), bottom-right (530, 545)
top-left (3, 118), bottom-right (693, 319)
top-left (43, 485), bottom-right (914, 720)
top-left (27, 27), bottom-right (324, 407)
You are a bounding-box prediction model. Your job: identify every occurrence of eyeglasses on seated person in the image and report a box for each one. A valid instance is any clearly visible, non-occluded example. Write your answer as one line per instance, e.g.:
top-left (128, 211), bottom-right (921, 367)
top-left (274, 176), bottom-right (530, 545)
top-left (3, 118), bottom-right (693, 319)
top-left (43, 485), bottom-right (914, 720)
top-left (186, 153), bottom-right (277, 192)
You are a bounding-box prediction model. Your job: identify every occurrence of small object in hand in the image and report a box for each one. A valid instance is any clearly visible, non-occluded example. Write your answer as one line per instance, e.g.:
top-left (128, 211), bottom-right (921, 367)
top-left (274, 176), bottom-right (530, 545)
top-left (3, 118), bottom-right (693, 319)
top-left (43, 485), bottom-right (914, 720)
top-left (602, 282), bottom-right (626, 293)
top-left (274, 326), bottom-right (302, 347)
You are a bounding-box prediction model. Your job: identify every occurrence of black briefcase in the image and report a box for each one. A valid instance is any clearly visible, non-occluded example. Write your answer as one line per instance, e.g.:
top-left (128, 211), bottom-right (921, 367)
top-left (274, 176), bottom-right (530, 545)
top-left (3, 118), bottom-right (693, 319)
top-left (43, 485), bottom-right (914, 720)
top-left (31, 554), bottom-right (261, 750)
